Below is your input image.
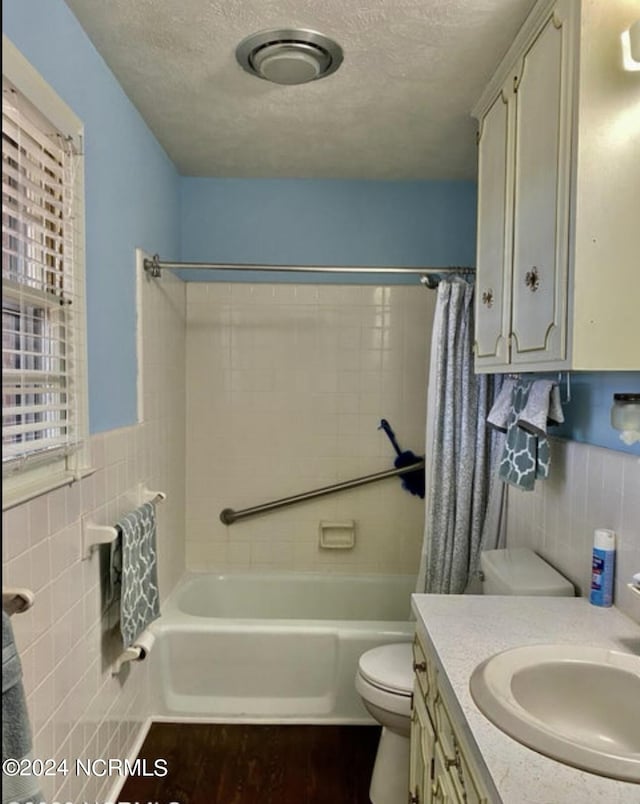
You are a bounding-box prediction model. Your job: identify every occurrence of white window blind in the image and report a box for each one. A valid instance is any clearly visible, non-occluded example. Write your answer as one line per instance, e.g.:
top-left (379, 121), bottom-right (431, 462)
top-left (2, 84), bottom-right (85, 478)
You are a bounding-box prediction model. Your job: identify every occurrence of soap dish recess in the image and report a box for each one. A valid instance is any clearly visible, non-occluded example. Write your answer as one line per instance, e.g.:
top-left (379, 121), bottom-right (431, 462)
top-left (319, 520), bottom-right (356, 549)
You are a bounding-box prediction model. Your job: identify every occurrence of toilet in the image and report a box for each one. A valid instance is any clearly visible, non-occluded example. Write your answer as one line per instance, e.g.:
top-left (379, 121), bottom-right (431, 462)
top-left (355, 548), bottom-right (574, 804)
top-left (355, 642), bottom-right (414, 804)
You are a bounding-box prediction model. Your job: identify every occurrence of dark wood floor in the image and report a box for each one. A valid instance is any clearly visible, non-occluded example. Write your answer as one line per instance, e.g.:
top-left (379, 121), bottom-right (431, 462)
top-left (118, 723), bottom-right (380, 804)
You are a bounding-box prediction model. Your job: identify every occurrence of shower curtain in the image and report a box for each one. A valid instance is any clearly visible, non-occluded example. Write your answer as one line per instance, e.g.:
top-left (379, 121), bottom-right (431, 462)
top-left (416, 279), bottom-right (494, 595)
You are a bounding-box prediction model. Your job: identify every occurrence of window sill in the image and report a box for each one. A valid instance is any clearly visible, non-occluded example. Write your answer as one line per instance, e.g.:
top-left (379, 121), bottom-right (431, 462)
top-left (2, 465), bottom-right (95, 511)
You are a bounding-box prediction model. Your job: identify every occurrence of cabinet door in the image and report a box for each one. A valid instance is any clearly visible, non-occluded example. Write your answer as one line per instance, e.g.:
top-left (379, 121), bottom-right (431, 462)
top-left (410, 690), bottom-right (436, 804)
top-left (431, 742), bottom-right (459, 803)
top-left (510, 4), bottom-right (573, 364)
top-left (474, 82), bottom-right (514, 370)
top-left (434, 693), bottom-right (488, 804)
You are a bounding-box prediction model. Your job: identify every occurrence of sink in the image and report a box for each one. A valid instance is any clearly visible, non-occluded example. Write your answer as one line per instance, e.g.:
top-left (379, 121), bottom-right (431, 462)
top-left (469, 644), bottom-right (640, 782)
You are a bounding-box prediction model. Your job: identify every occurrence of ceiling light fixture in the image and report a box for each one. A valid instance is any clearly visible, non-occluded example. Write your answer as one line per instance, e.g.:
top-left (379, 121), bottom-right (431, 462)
top-left (236, 28), bottom-right (343, 85)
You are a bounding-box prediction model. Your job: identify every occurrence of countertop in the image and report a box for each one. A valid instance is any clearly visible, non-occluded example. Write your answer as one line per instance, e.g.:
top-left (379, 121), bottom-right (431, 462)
top-left (410, 594), bottom-right (640, 804)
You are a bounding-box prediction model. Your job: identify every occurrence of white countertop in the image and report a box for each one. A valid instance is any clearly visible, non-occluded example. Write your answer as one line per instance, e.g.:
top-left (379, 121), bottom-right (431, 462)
top-left (411, 594), bottom-right (640, 804)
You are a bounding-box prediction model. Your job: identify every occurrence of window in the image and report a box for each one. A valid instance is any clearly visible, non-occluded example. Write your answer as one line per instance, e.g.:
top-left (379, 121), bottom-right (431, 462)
top-left (2, 38), bottom-right (89, 507)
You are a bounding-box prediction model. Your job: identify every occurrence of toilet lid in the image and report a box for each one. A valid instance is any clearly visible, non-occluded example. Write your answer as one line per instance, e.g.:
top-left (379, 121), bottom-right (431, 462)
top-left (358, 643), bottom-right (414, 695)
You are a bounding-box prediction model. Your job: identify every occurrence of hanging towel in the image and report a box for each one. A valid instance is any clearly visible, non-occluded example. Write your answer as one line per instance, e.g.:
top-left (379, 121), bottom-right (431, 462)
top-left (110, 502), bottom-right (160, 649)
top-left (487, 379), bottom-right (563, 491)
top-left (517, 380), bottom-right (565, 435)
top-left (486, 377), bottom-right (516, 432)
top-left (2, 612), bottom-right (41, 804)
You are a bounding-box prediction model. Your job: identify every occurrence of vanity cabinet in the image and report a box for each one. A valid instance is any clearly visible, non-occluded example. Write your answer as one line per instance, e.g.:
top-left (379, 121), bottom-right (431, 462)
top-left (409, 633), bottom-right (490, 804)
top-left (472, 0), bottom-right (640, 372)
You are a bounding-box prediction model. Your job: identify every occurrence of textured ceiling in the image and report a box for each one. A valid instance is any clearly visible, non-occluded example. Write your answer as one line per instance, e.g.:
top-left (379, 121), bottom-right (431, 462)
top-left (64, 0), bottom-right (536, 180)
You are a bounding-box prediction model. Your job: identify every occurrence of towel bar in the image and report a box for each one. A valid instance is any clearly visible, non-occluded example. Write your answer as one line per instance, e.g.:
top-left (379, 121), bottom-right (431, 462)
top-left (112, 628), bottom-right (156, 674)
top-left (112, 645), bottom-right (144, 674)
top-left (82, 518), bottom-right (118, 559)
top-left (82, 488), bottom-right (166, 559)
top-left (2, 587), bottom-right (35, 616)
top-left (142, 488), bottom-right (166, 504)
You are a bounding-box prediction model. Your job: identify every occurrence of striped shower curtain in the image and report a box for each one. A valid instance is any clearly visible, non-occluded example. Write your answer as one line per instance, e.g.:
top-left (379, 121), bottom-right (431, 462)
top-left (416, 279), bottom-right (496, 595)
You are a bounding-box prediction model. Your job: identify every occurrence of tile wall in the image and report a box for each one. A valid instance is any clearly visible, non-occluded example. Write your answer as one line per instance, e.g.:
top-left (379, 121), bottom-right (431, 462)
top-left (506, 438), bottom-right (640, 622)
top-left (1, 266), bottom-right (186, 802)
top-left (185, 283), bottom-right (435, 575)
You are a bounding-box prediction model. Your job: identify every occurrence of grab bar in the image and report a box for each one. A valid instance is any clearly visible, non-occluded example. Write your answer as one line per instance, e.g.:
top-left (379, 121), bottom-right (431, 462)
top-left (220, 460), bottom-right (425, 525)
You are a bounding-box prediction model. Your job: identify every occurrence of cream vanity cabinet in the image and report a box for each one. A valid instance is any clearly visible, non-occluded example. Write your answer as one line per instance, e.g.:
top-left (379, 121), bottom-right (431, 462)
top-left (409, 633), bottom-right (490, 804)
top-left (473, 0), bottom-right (640, 372)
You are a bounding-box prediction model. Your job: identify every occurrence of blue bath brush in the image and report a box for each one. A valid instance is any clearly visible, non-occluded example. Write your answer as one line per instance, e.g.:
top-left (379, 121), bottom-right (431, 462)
top-left (378, 418), bottom-right (425, 498)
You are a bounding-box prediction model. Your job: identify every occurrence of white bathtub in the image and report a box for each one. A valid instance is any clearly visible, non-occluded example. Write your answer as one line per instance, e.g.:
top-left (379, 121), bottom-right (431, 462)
top-left (149, 572), bottom-right (416, 723)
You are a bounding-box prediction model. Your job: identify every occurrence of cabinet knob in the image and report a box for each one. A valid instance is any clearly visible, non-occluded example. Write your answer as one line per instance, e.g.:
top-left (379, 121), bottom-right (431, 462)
top-left (413, 660), bottom-right (427, 672)
top-left (525, 266), bottom-right (540, 291)
top-left (409, 792), bottom-right (420, 804)
top-left (481, 288), bottom-right (494, 308)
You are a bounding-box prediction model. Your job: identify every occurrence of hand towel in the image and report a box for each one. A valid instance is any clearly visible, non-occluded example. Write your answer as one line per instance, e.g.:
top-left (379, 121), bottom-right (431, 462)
top-left (487, 379), bottom-right (559, 491)
top-left (516, 380), bottom-right (565, 436)
top-left (110, 502), bottom-right (160, 649)
top-left (486, 378), bottom-right (516, 431)
top-left (2, 612), bottom-right (41, 804)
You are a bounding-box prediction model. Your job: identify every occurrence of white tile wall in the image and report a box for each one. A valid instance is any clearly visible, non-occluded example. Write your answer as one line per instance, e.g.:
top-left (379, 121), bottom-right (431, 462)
top-left (185, 283), bottom-right (435, 575)
top-left (506, 438), bottom-right (640, 622)
top-left (1, 265), bottom-right (186, 802)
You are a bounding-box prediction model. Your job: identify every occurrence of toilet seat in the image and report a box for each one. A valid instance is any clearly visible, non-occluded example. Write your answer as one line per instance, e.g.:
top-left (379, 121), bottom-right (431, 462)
top-left (358, 643), bottom-right (414, 696)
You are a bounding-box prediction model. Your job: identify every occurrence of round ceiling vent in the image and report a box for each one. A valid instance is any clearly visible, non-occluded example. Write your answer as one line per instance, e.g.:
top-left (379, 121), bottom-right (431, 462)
top-left (236, 29), bottom-right (343, 85)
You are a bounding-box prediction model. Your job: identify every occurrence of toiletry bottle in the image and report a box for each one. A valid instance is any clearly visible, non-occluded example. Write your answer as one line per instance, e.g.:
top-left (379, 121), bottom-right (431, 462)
top-left (589, 529), bottom-right (615, 607)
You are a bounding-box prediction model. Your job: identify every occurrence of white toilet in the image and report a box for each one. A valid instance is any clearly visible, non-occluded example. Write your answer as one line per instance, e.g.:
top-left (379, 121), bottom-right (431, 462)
top-left (355, 642), bottom-right (414, 804)
top-left (355, 547), bottom-right (574, 804)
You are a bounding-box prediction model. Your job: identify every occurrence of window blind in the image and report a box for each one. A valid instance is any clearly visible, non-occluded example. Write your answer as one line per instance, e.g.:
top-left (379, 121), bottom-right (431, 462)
top-left (2, 86), bottom-right (84, 475)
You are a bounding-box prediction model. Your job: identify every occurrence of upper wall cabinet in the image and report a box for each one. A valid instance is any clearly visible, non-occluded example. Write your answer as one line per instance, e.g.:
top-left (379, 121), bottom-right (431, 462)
top-left (472, 0), bottom-right (640, 372)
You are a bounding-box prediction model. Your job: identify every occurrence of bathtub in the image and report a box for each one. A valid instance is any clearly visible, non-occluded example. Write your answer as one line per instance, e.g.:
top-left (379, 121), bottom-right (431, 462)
top-left (149, 572), bottom-right (416, 723)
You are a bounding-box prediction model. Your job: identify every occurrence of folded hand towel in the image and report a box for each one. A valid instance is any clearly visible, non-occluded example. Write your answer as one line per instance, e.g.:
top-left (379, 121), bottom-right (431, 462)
top-left (2, 612), bottom-right (41, 804)
top-left (517, 380), bottom-right (565, 436)
top-left (111, 502), bottom-right (160, 649)
top-left (486, 377), bottom-right (516, 432)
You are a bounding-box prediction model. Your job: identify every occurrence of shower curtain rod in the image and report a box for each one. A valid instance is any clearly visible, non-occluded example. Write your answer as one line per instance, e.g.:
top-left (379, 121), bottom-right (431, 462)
top-left (143, 254), bottom-right (474, 284)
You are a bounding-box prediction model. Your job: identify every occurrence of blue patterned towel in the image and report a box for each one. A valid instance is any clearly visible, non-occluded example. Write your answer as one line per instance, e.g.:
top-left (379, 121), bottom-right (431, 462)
top-left (110, 502), bottom-right (160, 648)
top-left (487, 379), bottom-right (563, 491)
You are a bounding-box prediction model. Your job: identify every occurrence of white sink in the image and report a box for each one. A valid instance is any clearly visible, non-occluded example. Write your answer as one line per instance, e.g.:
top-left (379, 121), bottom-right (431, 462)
top-left (469, 644), bottom-right (640, 782)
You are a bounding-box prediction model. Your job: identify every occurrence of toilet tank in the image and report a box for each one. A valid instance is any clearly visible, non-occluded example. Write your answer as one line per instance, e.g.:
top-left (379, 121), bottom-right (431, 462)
top-left (480, 548), bottom-right (574, 596)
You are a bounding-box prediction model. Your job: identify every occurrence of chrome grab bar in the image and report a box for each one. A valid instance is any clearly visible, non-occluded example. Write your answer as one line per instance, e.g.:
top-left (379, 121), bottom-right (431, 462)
top-left (220, 460), bottom-right (425, 525)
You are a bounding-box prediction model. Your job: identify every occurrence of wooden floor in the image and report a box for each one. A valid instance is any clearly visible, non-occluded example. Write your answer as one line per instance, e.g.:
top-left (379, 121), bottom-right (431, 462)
top-left (118, 723), bottom-right (380, 804)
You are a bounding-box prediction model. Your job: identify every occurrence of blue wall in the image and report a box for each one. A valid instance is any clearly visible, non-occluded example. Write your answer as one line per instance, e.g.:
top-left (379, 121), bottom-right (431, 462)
top-left (550, 372), bottom-right (640, 456)
top-left (3, 0), bottom-right (180, 434)
top-left (179, 178), bottom-right (477, 283)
